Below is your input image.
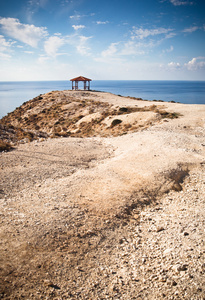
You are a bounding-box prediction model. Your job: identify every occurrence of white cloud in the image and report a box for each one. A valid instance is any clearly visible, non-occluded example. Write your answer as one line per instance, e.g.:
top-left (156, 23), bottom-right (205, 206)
top-left (44, 36), bottom-right (65, 57)
top-left (96, 40), bottom-right (155, 63)
top-left (0, 17), bottom-right (48, 47)
top-left (60, 0), bottom-right (71, 6)
top-left (168, 61), bottom-right (181, 68)
top-left (98, 30), bottom-right (169, 59)
top-left (120, 40), bottom-right (154, 56)
top-left (101, 43), bottom-right (119, 57)
top-left (38, 55), bottom-right (50, 63)
top-left (163, 45), bottom-right (174, 53)
top-left (72, 25), bottom-right (85, 31)
top-left (26, 0), bottom-right (49, 22)
top-left (0, 35), bottom-right (12, 51)
top-left (121, 41), bottom-right (141, 56)
top-left (0, 52), bottom-right (11, 59)
top-left (183, 26), bottom-right (199, 33)
top-left (70, 13), bottom-right (95, 20)
top-left (24, 51), bottom-right (34, 54)
top-left (101, 26), bottom-right (175, 58)
top-left (70, 14), bottom-right (82, 20)
top-left (166, 57), bottom-right (205, 71)
top-left (28, 0), bottom-right (48, 9)
top-left (185, 57), bottom-right (205, 70)
top-left (169, 0), bottom-right (193, 5)
top-left (131, 27), bottom-right (173, 40)
top-left (165, 32), bottom-right (176, 39)
top-left (76, 35), bottom-right (91, 55)
top-left (0, 35), bottom-right (12, 59)
top-left (62, 33), bottom-right (92, 56)
top-left (96, 21), bottom-right (109, 25)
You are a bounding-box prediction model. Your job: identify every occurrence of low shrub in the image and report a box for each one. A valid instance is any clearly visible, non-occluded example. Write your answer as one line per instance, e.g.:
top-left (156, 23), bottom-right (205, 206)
top-left (0, 140), bottom-right (12, 152)
top-left (159, 111), bottom-right (181, 119)
top-left (119, 107), bottom-right (128, 112)
top-left (111, 119), bottom-right (122, 127)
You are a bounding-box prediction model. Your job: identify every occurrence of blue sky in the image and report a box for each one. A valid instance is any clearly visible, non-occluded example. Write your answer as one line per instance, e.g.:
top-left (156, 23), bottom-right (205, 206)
top-left (0, 0), bottom-right (204, 80)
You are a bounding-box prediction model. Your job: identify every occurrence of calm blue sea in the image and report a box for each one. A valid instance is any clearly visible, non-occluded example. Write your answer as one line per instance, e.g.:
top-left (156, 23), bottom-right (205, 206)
top-left (0, 80), bottom-right (204, 118)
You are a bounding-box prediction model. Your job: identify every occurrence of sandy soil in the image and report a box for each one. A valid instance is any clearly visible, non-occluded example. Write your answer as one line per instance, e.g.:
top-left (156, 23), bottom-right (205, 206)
top-left (0, 92), bottom-right (205, 299)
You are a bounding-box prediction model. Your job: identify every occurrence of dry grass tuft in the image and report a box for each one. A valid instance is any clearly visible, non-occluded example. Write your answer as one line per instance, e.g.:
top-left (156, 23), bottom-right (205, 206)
top-left (163, 165), bottom-right (189, 192)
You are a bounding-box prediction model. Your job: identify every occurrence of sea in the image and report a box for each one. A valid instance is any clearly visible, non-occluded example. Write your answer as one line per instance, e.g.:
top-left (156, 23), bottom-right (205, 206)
top-left (0, 80), bottom-right (205, 118)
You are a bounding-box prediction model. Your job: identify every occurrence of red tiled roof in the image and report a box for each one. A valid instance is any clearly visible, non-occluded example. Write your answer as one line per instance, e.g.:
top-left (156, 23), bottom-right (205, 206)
top-left (70, 76), bottom-right (92, 81)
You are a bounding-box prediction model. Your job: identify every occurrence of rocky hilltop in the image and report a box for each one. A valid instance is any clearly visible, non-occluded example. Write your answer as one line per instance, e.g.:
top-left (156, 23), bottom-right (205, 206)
top-left (0, 90), bottom-right (179, 145)
top-left (0, 91), bottom-right (204, 299)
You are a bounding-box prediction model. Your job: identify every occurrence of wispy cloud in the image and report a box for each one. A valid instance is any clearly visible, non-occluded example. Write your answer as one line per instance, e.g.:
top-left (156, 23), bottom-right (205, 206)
top-left (165, 32), bottom-right (176, 39)
top-left (70, 13), bottom-right (95, 20)
top-left (96, 21), bottom-right (109, 25)
top-left (26, 0), bottom-right (49, 22)
top-left (0, 52), bottom-right (11, 59)
top-left (24, 50), bottom-right (34, 54)
top-left (0, 17), bottom-right (48, 47)
top-left (163, 45), bottom-right (174, 53)
top-left (98, 26), bottom-right (175, 59)
top-left (28, 0), bottom-right (48, 9)
top-left (169, 0), bottom-right (194, 5)
top-left (70, 14), bottom-right (81, 20)
top-left (98, 39), bottom-right (155, 60)
top-left (72, 25), bottom-right (85, 30)
top-left (0, 35), bottom-right (12, 51)
top-left (131, 27), bottom-right (173, 40)
top-left (37, 55), bottom-right (50, 63)
top-left (183, 26), bottom-right (199, 33)
top-left (120, 40), bottom-right (154, 56)
top-left (0, 35), bottom-right (12, 59)
top-left (101, 42), bottom-right (119, 57)
top-left (120, 41), bottom-right (143, 56)
top-left (44, 35), bottom-right (65, 57)
top-left (76, 35), bottom-right (91, 55)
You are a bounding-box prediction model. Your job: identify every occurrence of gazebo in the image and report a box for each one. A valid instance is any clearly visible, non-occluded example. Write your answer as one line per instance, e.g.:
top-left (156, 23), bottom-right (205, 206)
top-left (70, 76), bottom-right (92, 90)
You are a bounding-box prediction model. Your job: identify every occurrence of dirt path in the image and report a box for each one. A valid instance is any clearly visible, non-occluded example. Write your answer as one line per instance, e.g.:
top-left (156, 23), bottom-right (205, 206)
top-left (0, 94), bottom-right (205, 299)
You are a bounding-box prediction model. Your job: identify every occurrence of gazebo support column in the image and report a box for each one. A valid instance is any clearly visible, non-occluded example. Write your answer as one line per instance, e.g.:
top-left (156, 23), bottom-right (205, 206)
top-left (70, 76), bottom-right (92, 90)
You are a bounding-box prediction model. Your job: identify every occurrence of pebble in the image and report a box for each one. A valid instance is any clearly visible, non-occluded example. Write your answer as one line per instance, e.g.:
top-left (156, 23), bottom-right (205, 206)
top-left (156, 226), bottom-right (165, 232)
top-left (163, 248), bottom-right (174, 255)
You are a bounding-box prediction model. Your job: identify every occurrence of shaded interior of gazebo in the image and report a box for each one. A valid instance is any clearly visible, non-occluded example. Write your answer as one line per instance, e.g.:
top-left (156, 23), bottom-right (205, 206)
top-left (70, 76), bottom-right (92, 90)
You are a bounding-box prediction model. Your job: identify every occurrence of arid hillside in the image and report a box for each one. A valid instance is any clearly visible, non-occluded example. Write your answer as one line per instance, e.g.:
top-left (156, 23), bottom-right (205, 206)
top-left (0, 91), bottom-right (204, 299)
top-left (0, 90), bottom-right (180, 146)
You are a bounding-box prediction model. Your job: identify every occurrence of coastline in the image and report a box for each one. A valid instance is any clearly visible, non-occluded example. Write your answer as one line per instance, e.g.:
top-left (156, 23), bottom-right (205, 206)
top-left (0, 80), bottom-right (205, 118)
top-left (0, 91), bottom-right (205, 299)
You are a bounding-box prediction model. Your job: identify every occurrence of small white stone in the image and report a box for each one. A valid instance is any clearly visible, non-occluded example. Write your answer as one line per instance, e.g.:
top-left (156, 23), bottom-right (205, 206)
top-left (163, 248), bottom-right (174, 256)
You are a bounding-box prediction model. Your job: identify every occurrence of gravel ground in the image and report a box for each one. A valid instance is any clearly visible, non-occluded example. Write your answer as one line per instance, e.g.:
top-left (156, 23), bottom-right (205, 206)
top-left (0, 93), bottom-right (204, 299)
